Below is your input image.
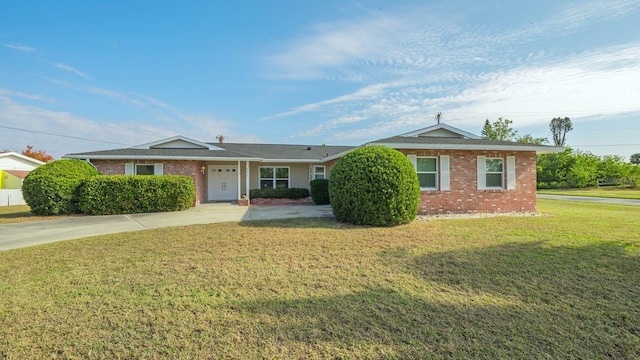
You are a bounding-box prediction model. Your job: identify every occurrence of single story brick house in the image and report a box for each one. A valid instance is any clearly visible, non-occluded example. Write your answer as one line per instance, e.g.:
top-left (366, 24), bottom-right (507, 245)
top-left (64, 123), bottom-right (562, 214)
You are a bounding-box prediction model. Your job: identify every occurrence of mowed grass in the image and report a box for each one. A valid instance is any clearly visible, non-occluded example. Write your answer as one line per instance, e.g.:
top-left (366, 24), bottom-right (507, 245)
top-left (0, 205), bottom-right (32, 223)
top-left (538, 186), bottom-right (640, 199)
top-left (1, 200), bottom-right (639, 359)
top-left (0, 205), bottom-right (62, 224)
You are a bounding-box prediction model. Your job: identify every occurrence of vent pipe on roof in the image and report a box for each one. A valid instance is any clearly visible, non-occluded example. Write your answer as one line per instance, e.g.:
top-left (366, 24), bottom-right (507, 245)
top-left (306, 146), bottom-right (312, 150)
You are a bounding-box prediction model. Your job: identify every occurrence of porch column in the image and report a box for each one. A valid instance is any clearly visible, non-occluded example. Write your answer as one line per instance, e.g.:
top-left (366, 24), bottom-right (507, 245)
top-left (237, 160), bottom-right (241, 200)
top-left (245, 161), bottom-right (250, 196)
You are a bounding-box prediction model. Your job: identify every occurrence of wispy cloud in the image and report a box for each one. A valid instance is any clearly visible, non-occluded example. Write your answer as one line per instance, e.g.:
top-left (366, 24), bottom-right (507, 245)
top-left (52, 62), bottom-right (92, 80)
top-left (39, 79), bottom-right (266, 146)
top-left (261, 81), bottom-right (406, 120)
top-left (263, 0), bottom-right (640, 144)
top-left (265, 0), bottom-right (640, 82)
top-left (283, 42), bottom-right (640, 143)
top-left (266, 14), bottom-right (404, 80)
top-left (3, 43), bottom-right (36, 52)
top-left (0, 94), bottom-right (266, 157)
top-left (441, 43), bottom-right (640, 127)
top-left (497, 0), bottom-right (640, 43)
top-left (0, 88), bottom-right (52, 102)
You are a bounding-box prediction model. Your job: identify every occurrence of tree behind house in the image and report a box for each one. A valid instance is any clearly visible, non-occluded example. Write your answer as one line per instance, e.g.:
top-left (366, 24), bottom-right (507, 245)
top-left (22, 145), bottom-right (54, 162)
top-left (481, 118), bottom-right (548, 144)
top-left (549, 117), bottom-right (573, 146)
top-left (481, 118), bottom-right (518, 141)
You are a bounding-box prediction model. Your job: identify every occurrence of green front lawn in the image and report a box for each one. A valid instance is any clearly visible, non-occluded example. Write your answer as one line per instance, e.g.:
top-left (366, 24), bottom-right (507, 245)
top-left (1, 200), bottom-right (639, 358)
top-left (0, 205), bottom-right (34, 224)
top-left (0, 205), bottom-right (61, 224)
top-left (538, 186), bottom-right (640, 199)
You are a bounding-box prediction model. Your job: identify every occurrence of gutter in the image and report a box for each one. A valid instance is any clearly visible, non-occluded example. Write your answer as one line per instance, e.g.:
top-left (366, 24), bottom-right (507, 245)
top-left (368, 142), bottom-right (565, 154)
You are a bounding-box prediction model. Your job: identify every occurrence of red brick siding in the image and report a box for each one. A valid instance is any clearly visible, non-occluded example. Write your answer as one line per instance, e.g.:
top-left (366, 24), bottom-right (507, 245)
top-left (90, 160), bottom-right (207, 206)
top-left (398, 150), bottom-right (537, 214)
top-left (90, 149), bottom-right (538, 214)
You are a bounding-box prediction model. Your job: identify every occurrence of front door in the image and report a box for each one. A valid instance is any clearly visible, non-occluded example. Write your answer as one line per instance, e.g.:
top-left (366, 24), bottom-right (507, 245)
top-left (208, 165), bottom-right (238, 201)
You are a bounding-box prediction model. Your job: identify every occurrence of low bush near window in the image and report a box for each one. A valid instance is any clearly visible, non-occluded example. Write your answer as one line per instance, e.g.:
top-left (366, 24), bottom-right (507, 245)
top-left (22, 159), bottom-right (99, 215)
top-left (249, 188), bottom-right (309, 200)
top-left (310, 178), bottom-right (330, 205)
top-left (78, 175), bottom-right (195, 215)
top-left (329, 145), bottom-right (420, 226)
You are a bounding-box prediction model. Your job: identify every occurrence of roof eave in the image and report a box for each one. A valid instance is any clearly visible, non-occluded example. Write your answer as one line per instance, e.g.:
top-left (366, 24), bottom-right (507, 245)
top-left (63, 154), bottom-right (260, 161)
top-left (0, 152), bottom-right (46, 166)
top-left (370, 143), bottom-right (565, 154)
top-left (320, 148), bottom-right (358, 162)
top-left (258, 159), bottom-right (325, 163)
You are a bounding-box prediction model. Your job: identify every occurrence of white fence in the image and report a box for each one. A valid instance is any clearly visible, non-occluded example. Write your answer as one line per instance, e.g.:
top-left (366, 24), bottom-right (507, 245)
top-left (0, 189), bottom-right (26, 206)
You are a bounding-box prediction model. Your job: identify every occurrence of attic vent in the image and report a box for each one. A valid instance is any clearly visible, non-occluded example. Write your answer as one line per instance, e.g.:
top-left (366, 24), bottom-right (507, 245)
top-left (306, 146), bottom-right (312, 150)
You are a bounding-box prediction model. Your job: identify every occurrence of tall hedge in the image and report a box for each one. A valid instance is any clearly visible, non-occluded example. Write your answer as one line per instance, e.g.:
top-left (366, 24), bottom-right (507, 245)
top-left (310, 178), bottom-right (330, 205)
top-left (78, 175), bottom-right (195, 215)
top-left (22, 159), bottom-right (99, 215)
top-left (329, 146), bottom-right (420, 226)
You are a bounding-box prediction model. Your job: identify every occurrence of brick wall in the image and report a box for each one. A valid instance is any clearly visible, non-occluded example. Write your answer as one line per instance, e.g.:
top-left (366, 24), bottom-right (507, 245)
top-left (90, 149), bottom-right (538, 214)
top-left (397, 149), bottom-right (537, 214)
top-left (91, 160), bottom-right (207, 206)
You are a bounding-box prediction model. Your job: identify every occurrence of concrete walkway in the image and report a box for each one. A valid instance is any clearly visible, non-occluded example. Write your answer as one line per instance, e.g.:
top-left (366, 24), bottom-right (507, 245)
top-left (0, 203), bottom-right (334, 251)
top-left (537, 193), bottom-right (640, 206)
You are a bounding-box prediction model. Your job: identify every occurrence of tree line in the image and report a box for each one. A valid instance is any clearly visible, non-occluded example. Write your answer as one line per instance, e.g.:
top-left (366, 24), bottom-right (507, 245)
top-left (481, 117), bottom-right (640, 188)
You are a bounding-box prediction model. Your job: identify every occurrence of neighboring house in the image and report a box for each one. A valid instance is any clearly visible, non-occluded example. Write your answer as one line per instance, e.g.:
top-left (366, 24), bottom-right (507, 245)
top-left (0, 152), bottom-right (45, 206)
top-left (64, 123), bottom-right (562, 214)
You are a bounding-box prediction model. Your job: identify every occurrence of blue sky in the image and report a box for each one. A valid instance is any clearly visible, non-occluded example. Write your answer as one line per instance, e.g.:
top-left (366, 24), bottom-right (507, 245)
top-left (1, 0), bottom-right (639, 159)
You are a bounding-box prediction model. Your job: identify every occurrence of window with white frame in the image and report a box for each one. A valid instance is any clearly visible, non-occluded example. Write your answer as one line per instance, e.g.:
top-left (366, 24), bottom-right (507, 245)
top-left (313, 165), bottom-right (326, 180)
top-left (135, 164), bottom-right (155, 175)
top-left (259, 167), bottom-right (290, 189)
top-left (417, 157), bottom-right (438, 189)
top-left (125, 163), bottom-right (162, 176)
top-left (485, 158), bottom-right (504, 188)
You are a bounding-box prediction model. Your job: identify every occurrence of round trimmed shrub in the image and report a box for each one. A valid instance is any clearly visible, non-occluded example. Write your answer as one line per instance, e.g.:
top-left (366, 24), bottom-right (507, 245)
top-left (310, 178), bottom-right (330, 205)
top-left (22, 159), bottom-right (99, 215)
top-left (329, 146), bottom-right (420, 226)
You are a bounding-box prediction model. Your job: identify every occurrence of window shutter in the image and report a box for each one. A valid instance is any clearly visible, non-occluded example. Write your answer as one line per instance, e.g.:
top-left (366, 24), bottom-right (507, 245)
top-left (407, 154), bottom-right (417, 170)
top-left (477, 156), bottom-right (486, 190)
top-left (440, 155), bottom-right (450, 191)
top-left (507, 156), bottom-right (516, 190)
top-left (125, 163), bottom-right (134, 175)
top-left (154, 163), bottom-right (163, 176)
top-left (309, 165), bottom-right (313, 182)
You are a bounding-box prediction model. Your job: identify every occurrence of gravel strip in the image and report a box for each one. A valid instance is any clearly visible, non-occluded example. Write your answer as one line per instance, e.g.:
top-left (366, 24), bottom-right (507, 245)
top-left (416, 212), bottom-right (548, 221)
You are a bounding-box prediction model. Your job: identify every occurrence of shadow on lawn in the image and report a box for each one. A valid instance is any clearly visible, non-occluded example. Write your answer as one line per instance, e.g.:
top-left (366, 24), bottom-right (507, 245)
top-left (241, 241), bottom-right (639, 359)
top-left (394, 240), bottom-right (640, 306)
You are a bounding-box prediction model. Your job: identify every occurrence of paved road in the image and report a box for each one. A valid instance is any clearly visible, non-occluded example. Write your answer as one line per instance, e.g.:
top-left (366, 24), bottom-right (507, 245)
top-left (0, 203), bottom-right (333, 251)
top-left (537, 194), bottom-right (640, 206)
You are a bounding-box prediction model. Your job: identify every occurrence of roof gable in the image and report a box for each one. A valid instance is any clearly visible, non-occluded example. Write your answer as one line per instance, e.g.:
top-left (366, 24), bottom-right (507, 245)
top-left (132, 135), bottom-right (224, 150)
top-left (0, 152), bottom-right (46, 170)
top-left (369, 123), bottom-right (563, 154)
top-left (399, 123), bottom-right (481, 139)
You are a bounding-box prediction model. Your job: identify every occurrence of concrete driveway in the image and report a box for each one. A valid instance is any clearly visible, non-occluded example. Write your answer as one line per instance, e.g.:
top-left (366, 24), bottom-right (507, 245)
top-left (537, 194), bottom-right (640, 206)
top-left (0, 203), bottom-right (334, 251)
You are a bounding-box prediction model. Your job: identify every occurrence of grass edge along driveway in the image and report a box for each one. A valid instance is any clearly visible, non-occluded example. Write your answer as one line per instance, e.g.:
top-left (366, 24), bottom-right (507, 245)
top-left (538, 186), bottom-right (640, 199)
top-left (1, 199), bottom-right (639, 359)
